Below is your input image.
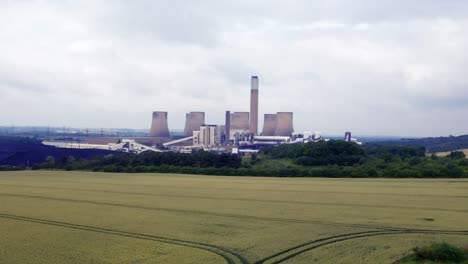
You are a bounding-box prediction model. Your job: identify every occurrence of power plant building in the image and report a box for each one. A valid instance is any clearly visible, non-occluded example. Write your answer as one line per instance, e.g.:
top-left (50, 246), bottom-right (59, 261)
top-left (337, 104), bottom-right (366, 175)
top-left (149, 111), bottom-right (170, 138)
top-left (145, 75), bottom-right (295, 151)
top-left (184, 112), bottom-right (205, 137)
top-left (193, 125), bottom-right (224, 148)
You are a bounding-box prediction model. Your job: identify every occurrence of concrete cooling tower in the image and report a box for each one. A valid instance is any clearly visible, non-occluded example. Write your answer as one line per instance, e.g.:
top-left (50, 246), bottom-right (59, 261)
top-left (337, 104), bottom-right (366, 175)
top-left (149, 111), bottom-right (170, 138)
top-left (184, 112), bottom-right (205, 137)
top-left (274, 112), bottom-right (294, 137)
top-left (230, 112), bottom-right (250, 130)
top-left (262, 114), bottom-right (277, 136)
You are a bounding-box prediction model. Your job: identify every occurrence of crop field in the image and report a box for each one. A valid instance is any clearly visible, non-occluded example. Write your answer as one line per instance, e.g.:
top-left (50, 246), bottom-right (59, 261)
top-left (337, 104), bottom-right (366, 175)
top-left (0, 171), bottom-right (467, 264)
top-left (434, 148), bottom-right (468, 157)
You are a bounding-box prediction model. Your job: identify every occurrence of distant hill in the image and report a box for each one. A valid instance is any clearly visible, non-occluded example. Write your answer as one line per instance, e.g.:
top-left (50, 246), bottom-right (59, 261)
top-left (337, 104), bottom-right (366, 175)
top-left (367, 134), bottom-right (468, 153)
top-left (0, 136), bottom-right (117, 167)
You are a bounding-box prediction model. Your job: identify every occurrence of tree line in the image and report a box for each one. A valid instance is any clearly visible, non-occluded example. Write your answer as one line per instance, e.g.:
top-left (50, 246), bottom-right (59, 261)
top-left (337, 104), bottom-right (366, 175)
top-left (36, 151), bottom-right (241, 172)
top-left (27, 140), bottom-right (467, 178)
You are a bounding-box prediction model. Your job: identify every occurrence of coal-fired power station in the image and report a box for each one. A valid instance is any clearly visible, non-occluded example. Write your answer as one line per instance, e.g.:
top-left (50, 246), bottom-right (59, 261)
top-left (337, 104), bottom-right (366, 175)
top-left (147, 75), bottom-right (295, 147)
top-left (184, 112), bottom-right (205, 137)
top-left (250, 76), bottom-right (259, 135)
top-left (149, 111), bottom-right (170, 138)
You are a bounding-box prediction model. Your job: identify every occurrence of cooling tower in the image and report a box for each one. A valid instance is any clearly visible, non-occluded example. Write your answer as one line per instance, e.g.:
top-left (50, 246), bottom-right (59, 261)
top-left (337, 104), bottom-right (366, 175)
top-left (230, 112), bottom-right (249, 130)
top-left (262, 114), bottom-right (277, 136)
top-left (274, 112), bottom-right (294, 137)
top-left (184, 112), bottom-right (205, 137)
top-left (250, 76), bottom-right (259, 135)
top-left (149, 111), bottom-right (170, 138)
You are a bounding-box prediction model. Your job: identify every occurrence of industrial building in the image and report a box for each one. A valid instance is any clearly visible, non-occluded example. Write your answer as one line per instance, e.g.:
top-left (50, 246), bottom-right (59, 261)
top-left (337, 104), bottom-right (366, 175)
top-left (43, 139), bottom-right (162, 154)
top-left (89, 75), bottom-right (298, 152)
top-left (40, 74), bottom-right (363, 155)
top-left (76, 75), bottom-right (298, 152)
top-left (192, 125), bottom-right (225, 148)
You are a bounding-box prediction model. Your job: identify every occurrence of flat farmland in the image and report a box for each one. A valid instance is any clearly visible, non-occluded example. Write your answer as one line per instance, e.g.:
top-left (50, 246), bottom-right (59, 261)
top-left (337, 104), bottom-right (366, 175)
top-left (0, 171), bottom-right (467, 264)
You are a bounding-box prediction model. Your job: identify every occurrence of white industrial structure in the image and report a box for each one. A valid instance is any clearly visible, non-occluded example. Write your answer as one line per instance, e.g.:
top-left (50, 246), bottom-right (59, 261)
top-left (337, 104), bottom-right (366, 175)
top-left (42, 141), bottom-right (109, 150)
top-left (192, 125), bottom-right (225, 148)
top-left (43, 139), bottom-right (162, 154)
top-left (163, 136), bottom-right (194, 147)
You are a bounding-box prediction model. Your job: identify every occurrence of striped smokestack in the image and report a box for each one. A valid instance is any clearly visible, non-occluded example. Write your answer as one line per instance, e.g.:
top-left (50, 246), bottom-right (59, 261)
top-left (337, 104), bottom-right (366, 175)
top-left (250, 76), bottom-right (259, 135)
top-left (149, 111), bottom-right (170, 138)
top-left (225, 111), bottom-right (231, 145)
top-left (274, 112), bottom-right (294, 137)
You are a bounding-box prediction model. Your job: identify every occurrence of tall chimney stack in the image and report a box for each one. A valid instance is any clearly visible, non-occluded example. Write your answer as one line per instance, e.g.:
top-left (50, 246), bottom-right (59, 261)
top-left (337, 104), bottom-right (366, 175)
top-left (225, 111), bottom-right (231, 145)
top-left (250, 76), bottom-right (259, 135)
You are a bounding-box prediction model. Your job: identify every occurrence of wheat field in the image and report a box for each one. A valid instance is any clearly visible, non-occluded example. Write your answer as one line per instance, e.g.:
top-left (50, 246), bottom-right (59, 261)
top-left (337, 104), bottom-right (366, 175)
top-left (0, 171), bottom-right (466, 264)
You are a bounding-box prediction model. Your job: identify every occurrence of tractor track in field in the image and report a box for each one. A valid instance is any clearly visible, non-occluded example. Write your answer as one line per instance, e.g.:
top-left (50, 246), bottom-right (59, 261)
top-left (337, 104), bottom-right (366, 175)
top-left (3, 211), bottom-right (465, 264)
top-left (0, 192), bottom-right (465, 232)
top-left (60, 180), bottom-right (468, 190)
top-left (0, 213), bottom-right (248, 264)
top-left (255, 229), bottom-right (468, 264)
top-left (2, 180), bottom-right (467, 198)
top-left (0, 185), bottom-right (467, 214)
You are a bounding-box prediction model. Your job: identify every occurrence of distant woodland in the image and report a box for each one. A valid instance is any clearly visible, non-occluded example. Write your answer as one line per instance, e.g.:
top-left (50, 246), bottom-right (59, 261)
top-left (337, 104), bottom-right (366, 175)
top-left (21, 141), bottom-right (467, 178)
top-left (376, 134), bottom-right (468, 152)
top-left (1, 136), bottom-right (467, 178)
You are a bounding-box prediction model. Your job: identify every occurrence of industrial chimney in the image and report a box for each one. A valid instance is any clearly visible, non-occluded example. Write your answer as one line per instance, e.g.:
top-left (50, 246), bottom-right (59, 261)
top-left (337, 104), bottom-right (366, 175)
top-left (250, 76), bottom-right (259, 135)
top-left (274, 112), bottom-right (294, 137)
top-left (184, 112), bottom-right (205, 137)
top-left (262, 114), bottom-right (277, 136)
top-left (225, 111), bottom-right (231, 145)
top-left (149, 111), bottom-right (170, 138)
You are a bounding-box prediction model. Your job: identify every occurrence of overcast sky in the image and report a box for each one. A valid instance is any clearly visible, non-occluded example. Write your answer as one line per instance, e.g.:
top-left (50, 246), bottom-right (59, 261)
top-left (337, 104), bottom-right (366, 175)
top-left (1, 0), bottom-right (467, 137)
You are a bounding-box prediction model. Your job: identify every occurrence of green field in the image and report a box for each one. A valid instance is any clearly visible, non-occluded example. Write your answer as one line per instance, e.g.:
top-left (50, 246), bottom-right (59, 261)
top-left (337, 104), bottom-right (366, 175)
top-left (0, 171), bottom-right (467, 263)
